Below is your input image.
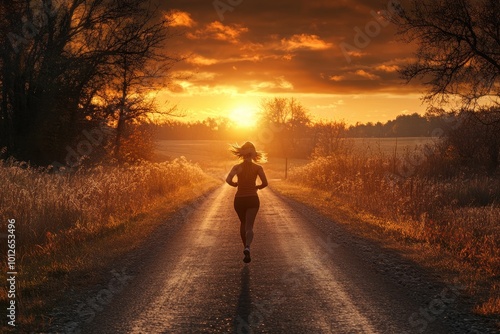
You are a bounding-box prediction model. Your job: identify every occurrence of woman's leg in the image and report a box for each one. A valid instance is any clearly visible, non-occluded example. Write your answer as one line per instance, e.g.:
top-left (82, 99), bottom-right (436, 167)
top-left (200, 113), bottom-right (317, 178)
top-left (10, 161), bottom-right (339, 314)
top-left (235, 196), bottom-right (260, 250)
top-left (234, 198), bottom-right (247, 246)
top-left (244, 196), bottom-right (260, 248)
top-left (244, 208), bottom-right (258, 247)
top-left (239, 222), bottom-right (246, 247)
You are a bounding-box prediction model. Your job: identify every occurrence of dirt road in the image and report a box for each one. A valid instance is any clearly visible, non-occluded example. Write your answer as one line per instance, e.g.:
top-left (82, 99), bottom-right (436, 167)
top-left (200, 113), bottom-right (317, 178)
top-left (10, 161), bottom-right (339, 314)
top-left (52, 185), bottom-right (495, 333)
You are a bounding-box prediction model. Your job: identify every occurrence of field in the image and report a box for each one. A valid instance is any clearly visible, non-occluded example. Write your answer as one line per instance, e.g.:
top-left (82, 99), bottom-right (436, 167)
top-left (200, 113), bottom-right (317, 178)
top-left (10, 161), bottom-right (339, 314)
top-left (155, 140), bottom-right (233, 178)
top-left (2, 137), bottom-right (497, 330)
top-left (155, 137), bottom-right (434, 160)
top-left (154, 137), bottom-right (434, 178)
top-left (283, 141), bottom-right (499, 318)
top-left (351, 137), bottom-right (435, 155)
top-left (155, 139), bottom-right (299, 180)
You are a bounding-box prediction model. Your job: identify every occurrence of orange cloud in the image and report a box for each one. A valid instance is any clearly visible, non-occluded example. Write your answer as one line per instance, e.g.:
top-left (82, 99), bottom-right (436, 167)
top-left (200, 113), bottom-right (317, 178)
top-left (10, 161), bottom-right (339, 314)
top-left (329, 75), bottom-right (345, 82)
top-left (344, 50), bottom-right (367, 59)
top-left (375, 64), bottom-right (400, 72)
top-left (187, 55), bottom-right (219, 66)
top-left (239, 42), bottom-right (265, 52)
top-left (313, 100), bottom-right (345, 110)
top-left (165, 10), bottom-right (195, 27)
top-left (171, 71), bottom-right (218, 81)
top-left (188, 21), bottom-right (249, 44)
top-left (168, 83), bottom-right (240, 96)
top-left (281, 34), bottom-right (333, 51)
top-left (250, 76), bottom-right (294, 91)
top-left (355, 70), bottom-right (380, 80)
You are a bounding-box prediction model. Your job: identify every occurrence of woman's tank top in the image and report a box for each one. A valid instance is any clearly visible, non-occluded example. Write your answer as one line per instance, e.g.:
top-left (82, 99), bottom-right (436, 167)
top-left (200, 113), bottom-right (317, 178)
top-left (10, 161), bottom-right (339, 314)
top-left (236, 161), bottom-right (259, 197)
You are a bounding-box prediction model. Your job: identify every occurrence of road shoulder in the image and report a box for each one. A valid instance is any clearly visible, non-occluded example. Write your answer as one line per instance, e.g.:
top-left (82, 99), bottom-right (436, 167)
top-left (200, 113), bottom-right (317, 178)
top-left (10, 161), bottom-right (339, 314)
top-left (269, 181), bottom-right (500, 333)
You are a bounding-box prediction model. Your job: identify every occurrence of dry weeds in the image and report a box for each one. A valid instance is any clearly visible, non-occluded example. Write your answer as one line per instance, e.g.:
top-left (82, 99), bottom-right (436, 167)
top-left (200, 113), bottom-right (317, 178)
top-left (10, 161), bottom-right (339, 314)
top-left (0, 157), bottom-right (217, 330)
top-left (286, 152), bottom-right (500, 318)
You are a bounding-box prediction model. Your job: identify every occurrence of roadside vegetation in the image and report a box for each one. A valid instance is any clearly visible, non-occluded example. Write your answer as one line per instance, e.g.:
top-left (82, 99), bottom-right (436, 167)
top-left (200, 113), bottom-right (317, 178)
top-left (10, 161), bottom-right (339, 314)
top-left (274, 113), bottom-right (500, 320)
top-left (0, 158), bottom-right (218, 330)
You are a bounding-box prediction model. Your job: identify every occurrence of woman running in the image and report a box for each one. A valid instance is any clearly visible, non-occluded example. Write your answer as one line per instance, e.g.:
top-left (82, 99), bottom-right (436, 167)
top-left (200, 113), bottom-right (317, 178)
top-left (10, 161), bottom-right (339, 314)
top-left (226, 142), bottom-right (268, 263)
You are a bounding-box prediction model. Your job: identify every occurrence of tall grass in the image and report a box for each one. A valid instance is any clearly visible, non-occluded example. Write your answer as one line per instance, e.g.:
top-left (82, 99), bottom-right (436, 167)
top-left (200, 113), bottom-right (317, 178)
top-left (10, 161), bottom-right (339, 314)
top-left (0, 157), bottom-right (209, 252)
top-left (0, 157), bottom-right (216, 331)
top-left (288, 149), bottom-right (500, 315)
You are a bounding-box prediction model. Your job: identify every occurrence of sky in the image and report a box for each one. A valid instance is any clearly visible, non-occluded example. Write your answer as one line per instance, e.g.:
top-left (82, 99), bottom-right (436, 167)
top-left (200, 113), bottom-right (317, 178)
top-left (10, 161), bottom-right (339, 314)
top-left (157, 0), bottom-right (426, 126)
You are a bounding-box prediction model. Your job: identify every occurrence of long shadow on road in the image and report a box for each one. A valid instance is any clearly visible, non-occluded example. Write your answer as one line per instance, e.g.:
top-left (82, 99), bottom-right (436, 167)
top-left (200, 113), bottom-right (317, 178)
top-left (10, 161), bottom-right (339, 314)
top-left (234, 265), bottom-right (252, 334)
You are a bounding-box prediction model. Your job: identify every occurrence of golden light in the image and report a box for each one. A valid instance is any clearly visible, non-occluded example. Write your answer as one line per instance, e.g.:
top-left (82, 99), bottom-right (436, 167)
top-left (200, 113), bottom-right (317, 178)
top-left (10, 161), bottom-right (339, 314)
top-left (229, 105), bottom-right (258, 128)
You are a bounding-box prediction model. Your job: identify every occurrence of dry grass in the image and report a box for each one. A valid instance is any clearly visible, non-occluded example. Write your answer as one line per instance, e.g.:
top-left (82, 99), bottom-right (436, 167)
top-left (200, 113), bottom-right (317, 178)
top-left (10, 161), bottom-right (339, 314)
top-left (0, 157), bottom-right (209, 245)
top-left (0, 158), bottom-right (218, 331)
top-left (282, 151), bottom-right (500, 319)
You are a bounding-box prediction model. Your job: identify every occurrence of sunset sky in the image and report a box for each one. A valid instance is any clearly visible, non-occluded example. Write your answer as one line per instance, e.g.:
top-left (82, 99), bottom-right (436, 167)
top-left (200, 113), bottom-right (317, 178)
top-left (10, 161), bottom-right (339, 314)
top-left (159, 0), bottom-right (426, 126)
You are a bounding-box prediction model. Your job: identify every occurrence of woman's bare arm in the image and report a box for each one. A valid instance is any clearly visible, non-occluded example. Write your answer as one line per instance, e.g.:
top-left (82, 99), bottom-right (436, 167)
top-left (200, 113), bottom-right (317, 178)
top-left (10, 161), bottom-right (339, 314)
top-left (226, 165), bottom-right (238, 187)
top-left (256, 166), bottom-right (268, 190)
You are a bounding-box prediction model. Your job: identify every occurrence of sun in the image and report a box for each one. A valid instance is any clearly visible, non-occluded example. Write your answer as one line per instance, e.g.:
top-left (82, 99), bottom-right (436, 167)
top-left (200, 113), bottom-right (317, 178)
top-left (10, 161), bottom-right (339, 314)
top-left (228, 106), bottom-right (258, 128)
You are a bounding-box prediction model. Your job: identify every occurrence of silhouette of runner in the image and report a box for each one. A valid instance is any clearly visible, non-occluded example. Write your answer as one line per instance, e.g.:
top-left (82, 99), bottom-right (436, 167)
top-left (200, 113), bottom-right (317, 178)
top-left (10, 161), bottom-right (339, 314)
top-left (226, 142), bottom-right (268, 263)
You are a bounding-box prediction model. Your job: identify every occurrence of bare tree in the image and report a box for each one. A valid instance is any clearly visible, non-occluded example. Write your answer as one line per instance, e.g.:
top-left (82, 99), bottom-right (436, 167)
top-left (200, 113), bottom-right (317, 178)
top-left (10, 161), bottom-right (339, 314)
top-left (287, 98), bottom-right (311, 148)
top-left (392, 0), bottom-right (500, 171)
top-left (95, 3), bottom-right (179, 160)
top-left (259, 97), bottom-right (288, 127)
top-left (0, 0), bottom-right (177, 164)
top-left (259, 97), bottom-right (311, 176)
top-left (393, 0), bottom-right (499, 109)
top-left (311, 121), bottom-right (351, 158)
top-left (259, 97), bottom-right (311, 154)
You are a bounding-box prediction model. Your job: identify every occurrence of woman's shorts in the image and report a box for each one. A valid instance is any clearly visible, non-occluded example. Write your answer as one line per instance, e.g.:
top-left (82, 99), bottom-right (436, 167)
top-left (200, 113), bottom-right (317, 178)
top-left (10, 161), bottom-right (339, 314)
top-left (234, 196), bottom-right (260, 221)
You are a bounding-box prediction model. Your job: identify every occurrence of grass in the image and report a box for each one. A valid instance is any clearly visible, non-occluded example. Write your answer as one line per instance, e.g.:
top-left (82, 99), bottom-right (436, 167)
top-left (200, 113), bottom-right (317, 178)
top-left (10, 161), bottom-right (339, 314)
top-left (0, 157), bottom-right (219, 331)
top-left (273, 149), bottom-right (500, 322)
top-left (351, 137), bottom-right (435, 155)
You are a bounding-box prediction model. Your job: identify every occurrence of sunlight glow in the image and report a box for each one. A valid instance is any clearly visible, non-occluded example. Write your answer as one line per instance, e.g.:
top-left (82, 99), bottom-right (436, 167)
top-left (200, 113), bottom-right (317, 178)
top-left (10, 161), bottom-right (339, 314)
top-left (229, 105), bottom-right (258, 128)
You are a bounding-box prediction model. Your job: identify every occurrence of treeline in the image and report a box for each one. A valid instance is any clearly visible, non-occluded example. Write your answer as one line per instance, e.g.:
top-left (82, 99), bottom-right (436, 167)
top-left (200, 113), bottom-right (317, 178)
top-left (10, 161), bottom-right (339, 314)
top-left (156, 112), bottom-right (449, 140)
top-left (347, 113), bottom-right (443, 137)
top-left (156, 100), bottom-right (500, 171)
top-left (156, 118), bottom-right (252, 141)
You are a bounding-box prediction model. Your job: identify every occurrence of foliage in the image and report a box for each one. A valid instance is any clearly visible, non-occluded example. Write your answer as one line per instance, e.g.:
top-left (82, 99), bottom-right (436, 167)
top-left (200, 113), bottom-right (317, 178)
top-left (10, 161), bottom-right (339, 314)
top-left (348, 113), bottom-right (443, 138)
top-left (156, 117), bottom-right (243, 141)
top-left (311, 120), bottom-right (352, 158)
top-left (441, 108), bottom-right (500, 172)
top-left (0, 157), bottom-right (207, 248)
top-left (155, 112), bottom-right (456, 141)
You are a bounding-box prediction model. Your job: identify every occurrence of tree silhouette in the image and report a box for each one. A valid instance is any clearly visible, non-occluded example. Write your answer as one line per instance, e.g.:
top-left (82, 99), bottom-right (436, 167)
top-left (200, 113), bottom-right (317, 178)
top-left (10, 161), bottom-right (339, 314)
top-left (97, 8), bottom-right (178, 160)
top-left (259, 97), bottom-right (311, 159)
top-left (393, 0), bottom-right (499, 109)
top-left (0, 0), bottom-right (177, 165)
top-left (393, 0), bottom-right (500, 171)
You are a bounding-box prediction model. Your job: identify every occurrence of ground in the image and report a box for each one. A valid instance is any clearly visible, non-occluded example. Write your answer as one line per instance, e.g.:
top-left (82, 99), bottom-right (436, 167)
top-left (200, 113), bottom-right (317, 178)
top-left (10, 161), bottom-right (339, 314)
top-left (49, 184), bottom-right (497, 333)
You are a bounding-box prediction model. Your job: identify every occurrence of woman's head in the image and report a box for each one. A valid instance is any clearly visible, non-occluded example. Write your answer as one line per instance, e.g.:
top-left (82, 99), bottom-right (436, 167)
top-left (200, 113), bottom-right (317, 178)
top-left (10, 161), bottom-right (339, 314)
top-left (230, 142), bottom-right (265, 162)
